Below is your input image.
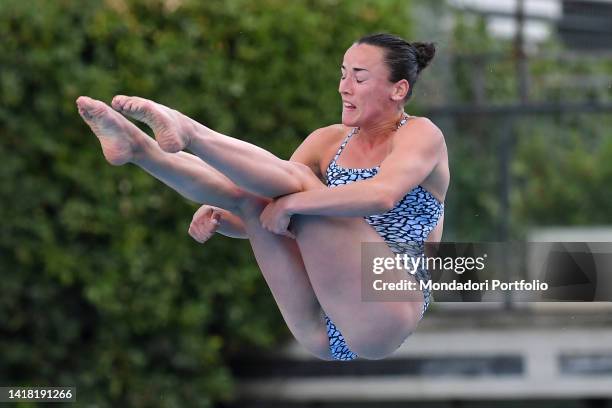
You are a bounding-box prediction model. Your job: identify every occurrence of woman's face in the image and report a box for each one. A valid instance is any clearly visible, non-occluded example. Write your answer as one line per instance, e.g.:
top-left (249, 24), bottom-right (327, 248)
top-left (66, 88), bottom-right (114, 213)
top-left (339, 43), bottom-right (398, 127)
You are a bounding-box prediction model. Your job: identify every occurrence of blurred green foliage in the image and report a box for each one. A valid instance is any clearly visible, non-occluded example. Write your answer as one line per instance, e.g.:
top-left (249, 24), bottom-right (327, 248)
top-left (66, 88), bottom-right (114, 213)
top-left (513, 112), bottom-right (612, 228)
top-left (440, 11), bottom-right (612, 241)
top-left (0, 0), bottom-right (416, 405)
top-left (2, 0), bottom-right (611, 405)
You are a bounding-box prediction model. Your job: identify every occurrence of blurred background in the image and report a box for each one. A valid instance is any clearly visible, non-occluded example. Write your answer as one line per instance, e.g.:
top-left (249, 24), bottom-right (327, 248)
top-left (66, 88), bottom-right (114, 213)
top-left (1, 0), bottom-right (611, 406)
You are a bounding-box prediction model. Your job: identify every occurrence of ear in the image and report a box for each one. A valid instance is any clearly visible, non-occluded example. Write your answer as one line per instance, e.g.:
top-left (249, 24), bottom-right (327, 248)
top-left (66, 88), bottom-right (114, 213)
top-left (390, 79), bottom-right (409, 101)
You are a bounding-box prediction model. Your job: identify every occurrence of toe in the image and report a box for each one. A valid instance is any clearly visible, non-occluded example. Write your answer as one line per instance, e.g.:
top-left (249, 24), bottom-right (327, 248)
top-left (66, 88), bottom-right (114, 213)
top-left (78, 107), bottom-right (92, 121)
top-left (76, 96), bottom-right (92, 106)
top-left (79, 99), bottom-right (111, 121)
top-left (77, 98), bottom-right (97, 119)
top-left (76, 96), bottom-right (96, 111)
top-left (111, 95), bottom-right (128, 111)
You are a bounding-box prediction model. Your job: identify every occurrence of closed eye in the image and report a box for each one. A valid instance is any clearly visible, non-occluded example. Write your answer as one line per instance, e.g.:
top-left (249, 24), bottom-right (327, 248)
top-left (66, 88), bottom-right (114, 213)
top-left (340, 74), bottom-right (365, 83)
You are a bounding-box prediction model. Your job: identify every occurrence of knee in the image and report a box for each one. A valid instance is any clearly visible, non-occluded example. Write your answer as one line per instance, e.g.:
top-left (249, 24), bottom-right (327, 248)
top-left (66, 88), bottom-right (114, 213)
top-left (343, 305), bottom-right (421, 360)
top-left (290, 321), bottom-right (333, 361)
top-left (287, 161), bottom-right (325, 191)
top-left (298, 335), bottom-right (333, 361)
top-left (346, 333), bottom-right (406, 360)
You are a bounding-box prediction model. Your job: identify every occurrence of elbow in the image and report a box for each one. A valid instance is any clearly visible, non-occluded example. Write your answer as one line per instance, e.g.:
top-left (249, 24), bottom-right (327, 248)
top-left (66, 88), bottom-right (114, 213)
top-left (376, 190), bottom-right (400, 213)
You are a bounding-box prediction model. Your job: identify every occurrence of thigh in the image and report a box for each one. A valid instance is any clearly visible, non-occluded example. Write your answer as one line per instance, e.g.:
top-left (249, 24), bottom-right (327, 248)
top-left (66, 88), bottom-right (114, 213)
top-left (292, 214), bottom-right (424, 357)
top-left (239, 199), bottom-right (333, 360)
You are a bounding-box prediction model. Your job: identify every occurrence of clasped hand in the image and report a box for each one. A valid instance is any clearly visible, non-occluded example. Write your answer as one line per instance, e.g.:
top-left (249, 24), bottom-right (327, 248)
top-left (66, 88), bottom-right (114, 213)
top-left (259, 196), bottom-right (296, 239)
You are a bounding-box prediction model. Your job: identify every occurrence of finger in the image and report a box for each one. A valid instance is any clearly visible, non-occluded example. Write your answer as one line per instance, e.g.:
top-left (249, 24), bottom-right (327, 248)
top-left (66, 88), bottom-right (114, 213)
top-left (188, 227), bottom-right (204, 242)
top-left (283, 231), bottom-right (296, 239)
top-left (202, 207), bottom-right (214, 220)
top-left (189, 223), bottom-right (204, 236)
top-left (272, 228), bottom-right (295, 239)
top-left (190, 225), bottom-right (207, 240)
top-left (193, 205), bottom-right (213, 220)
top-left (259, 211), bottom-right (270, 225)
top-left (279, 226), bottom-right (296, 239)
top-left (197, 227), bottom-right (212, 240)
top-left (189, 230), bottom-right (204, 243)
top-left (194, 232), bottom-right (208, 243)
top-left (287, 225), bottom-right (297, 239)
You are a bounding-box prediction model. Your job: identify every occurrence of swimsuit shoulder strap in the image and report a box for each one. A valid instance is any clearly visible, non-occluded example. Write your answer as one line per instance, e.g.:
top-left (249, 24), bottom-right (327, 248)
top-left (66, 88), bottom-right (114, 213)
top-left (330, 113), bottom-right (409, 165)
top-left (331, 127), bottom-right (358, 164)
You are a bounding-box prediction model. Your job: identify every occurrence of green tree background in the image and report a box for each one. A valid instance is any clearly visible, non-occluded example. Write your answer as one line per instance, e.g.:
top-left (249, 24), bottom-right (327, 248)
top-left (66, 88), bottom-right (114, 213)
top-left (1, 0), bottom-right (611, 406)
top-left (1, 0), bottom-right (417, 406)
top-left (438, 11), bottom-right (612, 240)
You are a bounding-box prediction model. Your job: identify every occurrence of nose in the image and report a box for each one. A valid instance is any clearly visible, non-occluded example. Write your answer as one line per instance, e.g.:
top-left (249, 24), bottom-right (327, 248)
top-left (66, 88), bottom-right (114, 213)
top-left (338, 76), bottom-right (352, 95)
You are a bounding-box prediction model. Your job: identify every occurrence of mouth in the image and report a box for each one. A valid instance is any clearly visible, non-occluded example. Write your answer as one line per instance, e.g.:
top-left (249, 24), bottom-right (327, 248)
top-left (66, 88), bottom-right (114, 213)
top-left (343, 101), bottom-right (356, 110)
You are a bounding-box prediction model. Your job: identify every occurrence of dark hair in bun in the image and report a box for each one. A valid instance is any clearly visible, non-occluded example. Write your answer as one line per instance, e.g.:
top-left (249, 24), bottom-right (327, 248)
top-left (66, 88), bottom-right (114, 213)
top-left (411, 41), bottom-right (436, 72)
top-left (356, 33), bottom-right (436, 100)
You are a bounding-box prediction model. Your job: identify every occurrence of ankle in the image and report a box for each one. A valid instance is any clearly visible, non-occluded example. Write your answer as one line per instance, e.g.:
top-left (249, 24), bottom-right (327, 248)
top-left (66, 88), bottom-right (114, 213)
top-left (130, 137), bottom-right (157, 164)
top-left (177, 112), bottom-right (205, 150)
top-left (185, 119), bottom-right (215, 151)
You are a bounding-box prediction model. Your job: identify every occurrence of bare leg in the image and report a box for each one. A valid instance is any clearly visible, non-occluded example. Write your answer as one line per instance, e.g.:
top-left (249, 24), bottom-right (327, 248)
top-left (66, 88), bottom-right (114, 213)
top-left (109, 95), bottom-right (426, 358)
top-left (296, 216), bottom-right (423, 358)
top-left (77, 96), bottom-right (243, 207)
top-left (238, 199), bottom-right (332, 359)
top-left (111, 95), bottom-right (306, 197)
top-left (285, 173), bottom-right (425, 359)
top-left (77, 96), bottom-right (331, 359)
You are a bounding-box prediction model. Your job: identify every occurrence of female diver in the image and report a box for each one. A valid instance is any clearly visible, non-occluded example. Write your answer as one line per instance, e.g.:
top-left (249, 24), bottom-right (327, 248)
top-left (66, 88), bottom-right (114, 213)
top-left (76, 33), bottom-right (449, 361)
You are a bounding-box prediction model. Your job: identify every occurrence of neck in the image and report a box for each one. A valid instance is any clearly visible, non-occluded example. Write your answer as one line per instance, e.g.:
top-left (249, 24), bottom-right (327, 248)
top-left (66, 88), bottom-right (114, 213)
top-left (356, 109), bottom-right (406, 141)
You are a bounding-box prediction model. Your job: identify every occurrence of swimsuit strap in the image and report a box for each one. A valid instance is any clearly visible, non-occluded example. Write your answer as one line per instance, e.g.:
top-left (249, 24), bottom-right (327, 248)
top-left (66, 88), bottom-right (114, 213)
top-left (330, 127), bottom-right (358, 165)
top-left (332, 112), bottom-right (410, 165)
top-left (397, 112), bottom-right (410, 129)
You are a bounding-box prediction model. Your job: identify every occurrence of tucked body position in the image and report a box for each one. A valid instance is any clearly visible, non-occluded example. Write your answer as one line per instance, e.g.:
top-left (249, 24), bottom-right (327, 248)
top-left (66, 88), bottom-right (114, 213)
top-left (76, 33), bottom-right (450, 360)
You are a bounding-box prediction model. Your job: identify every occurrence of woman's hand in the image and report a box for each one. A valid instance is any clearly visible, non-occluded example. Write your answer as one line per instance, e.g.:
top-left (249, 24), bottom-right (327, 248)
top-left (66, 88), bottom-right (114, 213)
top-left (188, 205), bottom-right (222, 243)
top-left (260, 197), bottom-right (296, 239)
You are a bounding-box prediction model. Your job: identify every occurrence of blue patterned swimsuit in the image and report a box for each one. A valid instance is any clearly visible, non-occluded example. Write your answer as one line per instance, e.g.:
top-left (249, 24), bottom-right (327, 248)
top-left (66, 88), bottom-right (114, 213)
top-left (324, 114), bottom-right (444, 361)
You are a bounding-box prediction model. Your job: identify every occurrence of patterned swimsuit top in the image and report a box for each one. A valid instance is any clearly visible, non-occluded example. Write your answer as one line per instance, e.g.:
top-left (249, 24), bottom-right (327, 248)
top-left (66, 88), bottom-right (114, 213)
top-left (322, 114), bottom-right (443, 361)
top-left (325, 113), bottom-right (444, 253)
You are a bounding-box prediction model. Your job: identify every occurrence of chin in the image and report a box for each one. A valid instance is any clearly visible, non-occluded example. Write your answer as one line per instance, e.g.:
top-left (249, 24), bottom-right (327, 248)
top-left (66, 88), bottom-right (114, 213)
top-left (341, 111), bottom-right (359, 127)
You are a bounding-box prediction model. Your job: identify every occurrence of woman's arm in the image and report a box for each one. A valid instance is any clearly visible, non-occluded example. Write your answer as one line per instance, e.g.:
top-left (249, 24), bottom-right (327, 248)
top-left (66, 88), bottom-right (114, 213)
top-left (215, 208), bottom-right (248, 238)
top-left (189, 205), bottom-right (248, 241)
top-left (189, 125), bottom-right (341, 242)
top-left (259, 118), bottom-right (444, 235)
top-left (284, 118), bottom-right (444, 217)
top-left (188, 124), bottom-right (342, 242)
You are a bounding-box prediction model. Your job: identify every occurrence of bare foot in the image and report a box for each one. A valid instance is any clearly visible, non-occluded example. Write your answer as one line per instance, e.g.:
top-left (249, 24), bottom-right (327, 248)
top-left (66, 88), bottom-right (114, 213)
top-left (76, 96), bottom-right (143, 166)
top-left (111, 95), bottom-right (193, 153)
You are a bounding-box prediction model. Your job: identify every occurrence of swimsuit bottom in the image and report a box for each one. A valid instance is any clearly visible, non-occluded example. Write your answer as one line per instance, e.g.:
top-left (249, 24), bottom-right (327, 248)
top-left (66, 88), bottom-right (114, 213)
top-left (324, 265), bottom-right (431, 361)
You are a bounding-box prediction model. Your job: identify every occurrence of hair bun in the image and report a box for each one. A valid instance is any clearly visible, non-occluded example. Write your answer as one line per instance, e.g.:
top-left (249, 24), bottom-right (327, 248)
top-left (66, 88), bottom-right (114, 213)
top-left (412, 42), bottom-right (436, 72)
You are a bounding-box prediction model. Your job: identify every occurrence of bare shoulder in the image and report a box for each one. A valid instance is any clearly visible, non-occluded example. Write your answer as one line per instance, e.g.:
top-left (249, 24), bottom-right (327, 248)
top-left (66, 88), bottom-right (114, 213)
top-left (291, 124), bottom-right (347, 159)
top-left (404, 116), bottom-right (444, 139)
top-left (305, 123), bottom-right (347, 145)
top-left (290, 124), bottom-right (349, 176)
top-left (394, 116), bottom-right (445, 149)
